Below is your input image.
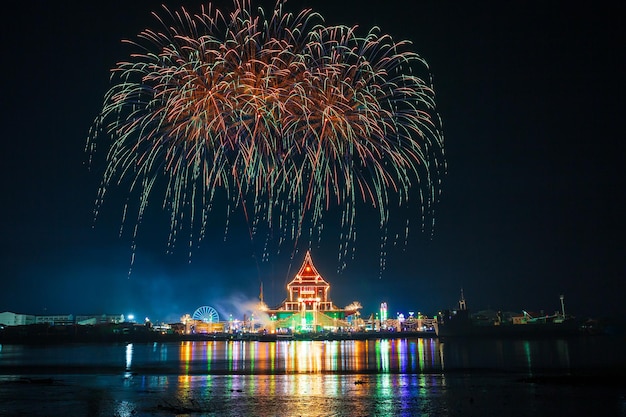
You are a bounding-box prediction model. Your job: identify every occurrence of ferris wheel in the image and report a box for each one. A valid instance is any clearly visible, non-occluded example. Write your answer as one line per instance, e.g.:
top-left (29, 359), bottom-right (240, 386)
top-left (192, 306), bottom-right (220, 323)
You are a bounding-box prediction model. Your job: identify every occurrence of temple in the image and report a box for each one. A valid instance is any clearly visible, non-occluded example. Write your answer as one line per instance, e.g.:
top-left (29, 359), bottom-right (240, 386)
top-left (259, 251), bottom-right (360, 333)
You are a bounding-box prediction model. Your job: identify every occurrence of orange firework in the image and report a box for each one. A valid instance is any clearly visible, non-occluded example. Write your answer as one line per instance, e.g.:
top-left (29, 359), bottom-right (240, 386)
top-left (87, 0), bottom-right (445, 269)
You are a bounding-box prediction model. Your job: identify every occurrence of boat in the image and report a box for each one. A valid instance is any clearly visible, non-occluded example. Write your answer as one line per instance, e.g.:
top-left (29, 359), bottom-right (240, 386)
top-left (435, 291), bottom-right (582, 338)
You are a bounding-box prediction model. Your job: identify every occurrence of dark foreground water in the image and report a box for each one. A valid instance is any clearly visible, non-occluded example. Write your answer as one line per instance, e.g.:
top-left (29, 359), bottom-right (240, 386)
top-left (1, 336), bottom-right (625, 416)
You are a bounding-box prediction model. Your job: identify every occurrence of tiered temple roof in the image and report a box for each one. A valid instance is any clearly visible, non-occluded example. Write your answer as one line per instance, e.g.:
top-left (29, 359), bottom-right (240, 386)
top-left (283, 251), bottom-right (336, 311)
top-left (265, 251), bottom-right (355, 332)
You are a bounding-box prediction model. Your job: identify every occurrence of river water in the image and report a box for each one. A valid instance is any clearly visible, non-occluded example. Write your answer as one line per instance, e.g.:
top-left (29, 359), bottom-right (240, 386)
top-left (0, 336), bottom-right (624, 416)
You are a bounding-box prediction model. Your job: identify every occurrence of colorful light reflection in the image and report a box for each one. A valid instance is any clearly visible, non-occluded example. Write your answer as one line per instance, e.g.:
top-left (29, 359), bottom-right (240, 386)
top-left (169, 338), bottom-right (440, 375)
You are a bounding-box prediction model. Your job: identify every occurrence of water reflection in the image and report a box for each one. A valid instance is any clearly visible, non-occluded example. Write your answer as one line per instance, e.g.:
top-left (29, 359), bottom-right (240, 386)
top-left (124, 343), bottom-right (133, 379)
top-left (140, 337), bottom-right (589, 376)
top-left (2, 338), bottom-right (622, 417)
top-left (0, 337), bottom-right (584, 377)
top-left (144, 373), bottom-right (443, 416)
top-left (438, 338), bottom-right (573, 372)
top-left (166, 338), bottom-right (442, 375)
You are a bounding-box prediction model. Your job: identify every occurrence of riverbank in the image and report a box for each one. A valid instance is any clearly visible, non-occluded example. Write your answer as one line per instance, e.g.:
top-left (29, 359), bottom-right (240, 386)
top-left (0, 323), bottom-right (435, 345)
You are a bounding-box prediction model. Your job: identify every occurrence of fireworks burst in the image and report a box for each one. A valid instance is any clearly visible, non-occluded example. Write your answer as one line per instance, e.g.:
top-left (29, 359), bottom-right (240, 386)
top-left (87, 0), bottom-right (445, 271)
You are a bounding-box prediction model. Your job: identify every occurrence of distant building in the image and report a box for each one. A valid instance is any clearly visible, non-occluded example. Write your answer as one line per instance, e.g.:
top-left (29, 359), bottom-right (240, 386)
top-left (0, 312), bottom-right (124, 326)
top-left (0, 312), bottom-right (36, 326)
top-left (36, 314), bottom-right (74, 326)
top-left (261, 251), bottom-right (360, 332)
top-left (75, 314), bottom-right (125, 325)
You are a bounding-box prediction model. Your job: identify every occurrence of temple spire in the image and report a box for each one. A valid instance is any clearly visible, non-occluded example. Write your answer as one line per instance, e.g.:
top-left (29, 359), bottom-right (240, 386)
top-left (297, 250), bottom-right (320, 278)
top-left (458, 288), bottom-right (467, 311)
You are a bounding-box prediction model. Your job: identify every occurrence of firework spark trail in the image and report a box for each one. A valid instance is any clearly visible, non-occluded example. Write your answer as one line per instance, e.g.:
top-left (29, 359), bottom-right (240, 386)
top-left (87, 0), bottom-right (446, 272)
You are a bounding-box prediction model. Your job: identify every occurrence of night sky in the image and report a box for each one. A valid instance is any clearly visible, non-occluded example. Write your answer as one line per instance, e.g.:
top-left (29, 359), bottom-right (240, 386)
top-left (1, 0), bottom-right (624, 323)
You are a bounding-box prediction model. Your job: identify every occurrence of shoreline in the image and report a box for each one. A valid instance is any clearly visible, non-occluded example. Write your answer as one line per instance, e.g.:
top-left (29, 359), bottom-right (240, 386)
top-left (0, 327), bottom-right (436, 345)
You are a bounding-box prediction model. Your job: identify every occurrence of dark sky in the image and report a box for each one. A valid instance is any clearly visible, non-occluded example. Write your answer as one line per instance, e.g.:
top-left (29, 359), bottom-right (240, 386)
top-left (1, 0), bottom-right (624, 323)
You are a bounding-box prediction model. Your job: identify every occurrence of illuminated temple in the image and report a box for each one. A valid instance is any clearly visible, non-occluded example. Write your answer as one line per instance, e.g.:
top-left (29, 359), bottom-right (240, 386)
top-left (259, 251), bottom-right (360, 333)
